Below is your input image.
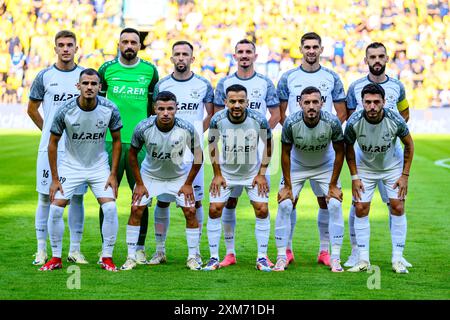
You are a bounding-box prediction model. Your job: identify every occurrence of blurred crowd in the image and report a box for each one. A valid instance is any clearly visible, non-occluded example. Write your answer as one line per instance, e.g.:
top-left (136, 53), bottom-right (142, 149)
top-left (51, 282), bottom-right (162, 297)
top-left (0, 0), bottom-right (449, 109)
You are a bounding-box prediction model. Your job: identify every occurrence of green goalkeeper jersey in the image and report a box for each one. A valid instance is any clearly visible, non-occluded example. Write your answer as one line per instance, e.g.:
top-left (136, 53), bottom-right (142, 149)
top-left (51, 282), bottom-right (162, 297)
top-left (98, 57), bottom-right (159, 143)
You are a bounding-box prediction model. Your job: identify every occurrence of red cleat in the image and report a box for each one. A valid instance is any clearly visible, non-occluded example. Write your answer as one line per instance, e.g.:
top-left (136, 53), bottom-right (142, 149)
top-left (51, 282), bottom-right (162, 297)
top-left (101, 257), bottom-right (118, 272)
top-left (317, 250), bottom-right (331, 266)
top-left (219, 253), bottom-right (236, 267)
top-left (286, 249), bottom-right (295, 265)
top-left (39, 257), bottom-right (62, 271)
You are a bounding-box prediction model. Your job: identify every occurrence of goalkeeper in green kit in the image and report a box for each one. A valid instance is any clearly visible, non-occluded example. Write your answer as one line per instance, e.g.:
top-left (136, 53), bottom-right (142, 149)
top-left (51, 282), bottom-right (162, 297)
top-left (98, 27), bottom-right (159, 263)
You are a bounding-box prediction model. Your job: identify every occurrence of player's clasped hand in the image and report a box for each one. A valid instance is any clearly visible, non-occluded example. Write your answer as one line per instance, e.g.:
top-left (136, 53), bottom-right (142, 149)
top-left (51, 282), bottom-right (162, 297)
top-left (327, 184), bottom-right (343, 202)
top-left (49, 179), bottom-right (64, 203)
top-left (178, 184), bottom-right (195, 206)
top-left (277, 186), bottom-right (294, 204)
top-left (252, 174), bottom-right (269, 197)
top-left (132, 183), bottom-right (149, 206)
top-left (105, 174), bottom-right (119, 199)
top-left (352, 178), bottom-right (365, 201)
top-left (393, 175), bottom-right (408, 200)
top-left (209, 175), bottom-right (227, 197)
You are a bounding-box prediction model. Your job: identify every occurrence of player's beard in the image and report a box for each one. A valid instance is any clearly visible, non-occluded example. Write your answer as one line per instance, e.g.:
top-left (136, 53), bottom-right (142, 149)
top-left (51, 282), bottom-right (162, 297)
top-left (121, 49), bottom-right (137, 61)
top-left (305, 55), bottom-right (318, 65)
top-left (175, 64), bottom-right (187, 73)
top-left (369, 63), bottom-right (386, 76)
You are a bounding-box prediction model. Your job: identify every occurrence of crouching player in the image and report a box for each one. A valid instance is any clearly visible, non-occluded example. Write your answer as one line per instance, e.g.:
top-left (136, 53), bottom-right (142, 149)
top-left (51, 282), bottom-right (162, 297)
top-left (40, 68), bottom-right (122, 272)
top-left (345, 83), bottom-right (414, 274)
top-left (120, 91), bottom-right (204, 271)
top-left (274, 86), bottom-right (345, 272)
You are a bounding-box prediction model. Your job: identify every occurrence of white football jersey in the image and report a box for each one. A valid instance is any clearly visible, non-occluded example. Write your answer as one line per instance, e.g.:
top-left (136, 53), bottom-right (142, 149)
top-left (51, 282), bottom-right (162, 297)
top-left (153, 73), bottom-right (214, 137)
top-left (50, 96), bottom-right (122, 170)
top-left (29, 64), bottom-right (84, 152)
top-left (277, 65), bottom-right (346, 115)
top-left (208, 108), bottom-right (272, 184)
top-left (131, 116), bottom-right (201, 180)
top-left (346, 75), bottom-right (407, 112)
top-left (281, 110), bottom-right (344, 175)
top-left (344, 108), bottom-right (409, 172)
top-left (214, 72), bottom-right (280, 116)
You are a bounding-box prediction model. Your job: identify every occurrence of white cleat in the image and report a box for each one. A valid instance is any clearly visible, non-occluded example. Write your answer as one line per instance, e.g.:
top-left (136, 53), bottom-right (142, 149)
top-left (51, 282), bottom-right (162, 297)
top-left (331, 259), bottom-right (344, 272)
top-left (186, 257), bottom-right (202, 270)
top-left (67, 251), bottom-right (89, 264)
top-left (400, 257), bottom-right (412, 268)
top-left (272, 257), bottom-right (288, 272)
top-left (347, 260), bottom-right (370, 272)
top-left (32, 251), bottom-right (48, 265)
top-left (148, 251), bottom-right (167, 265)
top-left (344, 250), bottom-right (359, 267)
top-left (135, 249), bottom-right (148, 265)
top-left (195, 253), bottom-right (203, 266)
top-left (392, 260), bottom-right (409, 274)
top-left (120, 257), bottom-right (137, 271)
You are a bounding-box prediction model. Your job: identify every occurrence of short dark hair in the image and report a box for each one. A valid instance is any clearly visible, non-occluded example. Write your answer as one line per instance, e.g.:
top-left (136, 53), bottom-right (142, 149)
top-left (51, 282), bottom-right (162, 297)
top-left (172, 40), bottom-right (194, 52)
top-left (365, 42), bottom-right (387, 56)
top-left (235, 39), bottom-right (256, 52)
top-left (300, 86), bottom-right (322, 98)
top-left (79, 68), bottom-right (100, 81)
top-left (120, 27), bottom-right (140, 38)
top-left (226, 84), bottom-right (247, 96)
top-left (361, 83), bottom-right (385, 100)
top-left (301, 32), bottom-right (321, 46)
top-left (55, 30), bottom-right (76, 44)
top-left (155, 91), bottom-right (177, 103)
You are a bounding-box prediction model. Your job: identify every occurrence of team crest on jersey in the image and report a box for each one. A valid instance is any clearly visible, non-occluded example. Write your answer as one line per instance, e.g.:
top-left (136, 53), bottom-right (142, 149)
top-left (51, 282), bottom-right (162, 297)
top-left (381, 131), bottom-right (392, 142)
top-left (250, 88), bottom-right (262, 99)
top-left (138, 76), bottom-right (150, 85)
top-left (317, 132), bottom-right (328, 142)
top-left (170, 134), bottom-right (184, 148)
top-left (386, 94), bottom-right (396, 105)
top-left (190, 89), bottom-right (201, 99)
top-left (96, 119), bottom-right (107, 129)
top-left (318, 81), bottom-right (330, 92)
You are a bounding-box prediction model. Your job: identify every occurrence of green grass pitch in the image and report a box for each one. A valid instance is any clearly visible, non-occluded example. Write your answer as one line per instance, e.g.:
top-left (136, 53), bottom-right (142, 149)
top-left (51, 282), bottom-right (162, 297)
top-left (0, 131), bottom-right (449, 300)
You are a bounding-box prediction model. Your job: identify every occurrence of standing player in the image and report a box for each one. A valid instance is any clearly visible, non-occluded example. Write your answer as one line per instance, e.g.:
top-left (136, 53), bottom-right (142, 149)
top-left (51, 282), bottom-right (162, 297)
top-left (98, 27), bottom-right (159, 264)
top-left (213, 39), bottom-right (280, 267)
top-left (204, 84), bottom-right (272, 272)
top-left (119, 91), bottom-right (204, 271)
top-left (344, 42), bottom-right (412, 268)
top-left (146, 41), bottom-right (214, 266)
top-left (27, 30), bottom-right (88, 265)
top-left (344, 83), bottom-right (414, 274)
top-left (274, 87), bottom-right (345, 272)
top-left (39, 68), bottom-right (122, 272)
top-left (277, 32), bottom-right (347, 266)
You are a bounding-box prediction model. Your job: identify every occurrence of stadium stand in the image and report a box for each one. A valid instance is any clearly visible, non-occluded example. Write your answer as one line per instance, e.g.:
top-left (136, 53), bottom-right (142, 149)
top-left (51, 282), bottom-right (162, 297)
top-left (0, 0), bottom-right (448, 109)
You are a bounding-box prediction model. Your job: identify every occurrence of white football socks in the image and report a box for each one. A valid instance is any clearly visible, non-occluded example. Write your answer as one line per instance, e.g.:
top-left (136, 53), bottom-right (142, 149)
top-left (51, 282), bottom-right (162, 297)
top-left (47, 204), bottom-right (65, 258)
top-left (390, 214), bottom-right (407, 262)
top-left (255, 215), bottom-right (270, 258)
top-left (288, 208), bottom-right (297, 251)
top-left (348, 204), bottom-right (358, 252)
top-left (126, 225), bottom-right (140, 259)
top-left (35, 193), bottom-right (50, 252)
top-left (318, 208), bottom-right (330, 252)
top-left (327, 198), bottom-right (344, 260)
top-left (186, 227), bottom-right (200, 259)
top-left (195, 206), bottom-right (203, 254)
top-left (207, 217), bottom-right (221, 259)
top-left (354, 215), bottom-right (370, 262)
top-left (222, 207), bottom-right (236, 255)
top-left (275, 199), bottom-right (293, 257)
top-left (68, 194), bottom-right (84, 253)
top-left (154, 204), bottom-right (170, 253)
top-left (101, 201), bottom-right (118, 258)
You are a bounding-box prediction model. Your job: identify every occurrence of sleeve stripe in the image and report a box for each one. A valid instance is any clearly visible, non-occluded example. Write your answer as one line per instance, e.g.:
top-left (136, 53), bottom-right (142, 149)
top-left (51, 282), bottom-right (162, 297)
top-left (50, 130), bottom-right (62, 136)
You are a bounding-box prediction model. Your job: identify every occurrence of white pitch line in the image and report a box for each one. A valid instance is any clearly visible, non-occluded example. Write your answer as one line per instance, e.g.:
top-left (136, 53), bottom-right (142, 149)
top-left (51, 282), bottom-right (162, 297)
top-left (434, 158), bottom-right (450, 169)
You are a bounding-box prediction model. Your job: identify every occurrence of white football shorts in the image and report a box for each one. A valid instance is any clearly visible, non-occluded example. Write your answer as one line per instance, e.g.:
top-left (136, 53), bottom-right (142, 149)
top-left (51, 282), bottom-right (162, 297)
top-left (37, 151), bottom-right (87, 195)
